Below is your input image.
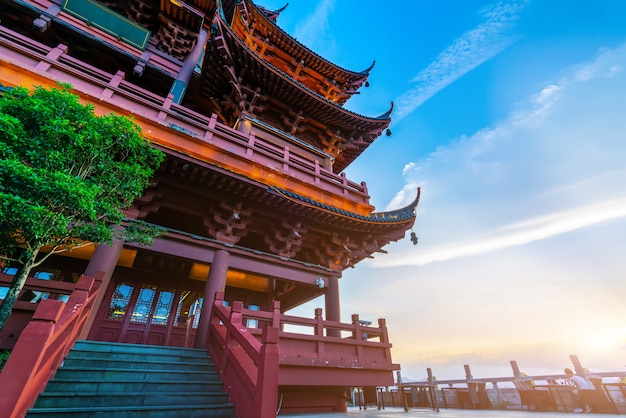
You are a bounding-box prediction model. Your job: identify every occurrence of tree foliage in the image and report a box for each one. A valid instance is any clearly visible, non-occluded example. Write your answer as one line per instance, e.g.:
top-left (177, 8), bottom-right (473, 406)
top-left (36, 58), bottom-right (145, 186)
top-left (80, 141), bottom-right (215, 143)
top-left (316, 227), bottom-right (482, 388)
top-left (0, 84), bottom-right (164, 330)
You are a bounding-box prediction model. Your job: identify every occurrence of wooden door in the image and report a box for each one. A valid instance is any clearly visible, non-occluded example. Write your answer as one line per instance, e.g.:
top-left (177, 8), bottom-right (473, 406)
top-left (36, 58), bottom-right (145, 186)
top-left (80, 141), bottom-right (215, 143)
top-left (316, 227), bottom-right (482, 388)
top-left (93, 281), bottom-right (201, 347)
top-left (123, 284), bottom-right (176, 345)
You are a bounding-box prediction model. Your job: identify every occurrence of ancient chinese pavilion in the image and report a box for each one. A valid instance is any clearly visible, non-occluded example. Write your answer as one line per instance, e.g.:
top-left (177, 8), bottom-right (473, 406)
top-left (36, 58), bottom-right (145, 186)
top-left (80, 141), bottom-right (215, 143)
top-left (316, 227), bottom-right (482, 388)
top-left (0, 0), bottom-right (419, 416)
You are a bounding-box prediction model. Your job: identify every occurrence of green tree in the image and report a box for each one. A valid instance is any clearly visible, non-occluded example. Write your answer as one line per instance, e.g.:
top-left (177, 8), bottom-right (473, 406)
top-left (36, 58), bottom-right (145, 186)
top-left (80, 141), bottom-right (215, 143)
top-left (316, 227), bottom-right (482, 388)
top-left (0, 84), bottom-right (164, 330)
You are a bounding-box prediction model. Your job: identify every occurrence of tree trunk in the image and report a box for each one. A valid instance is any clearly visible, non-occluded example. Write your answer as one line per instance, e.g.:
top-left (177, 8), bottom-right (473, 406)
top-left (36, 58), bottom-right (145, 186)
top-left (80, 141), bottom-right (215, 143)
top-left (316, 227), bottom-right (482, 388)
top-left (0, 248), bottom-right (40, 332)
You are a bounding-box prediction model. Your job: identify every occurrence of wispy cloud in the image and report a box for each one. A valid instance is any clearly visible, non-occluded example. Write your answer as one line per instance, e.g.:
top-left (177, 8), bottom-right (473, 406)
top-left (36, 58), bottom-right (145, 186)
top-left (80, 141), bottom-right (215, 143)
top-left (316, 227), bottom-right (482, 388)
top-left (393, 1), bottom-right (526, 123)
top-left (378, 42), bottom-right (626, 268)
top-left (293, 0), bottom-right (335, 52)
top-left (377, 198), bottom-right (626, 267)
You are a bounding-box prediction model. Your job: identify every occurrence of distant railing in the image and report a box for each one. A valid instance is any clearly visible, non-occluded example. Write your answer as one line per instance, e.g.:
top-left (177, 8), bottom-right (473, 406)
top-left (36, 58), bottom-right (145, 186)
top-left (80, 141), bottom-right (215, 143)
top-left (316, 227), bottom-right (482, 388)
top-left (397, 368), bottom-right (626, 413)
top-left (0, 24), bottom-right (371, 210)
top-left (0, 273), bottom-right (103, 418)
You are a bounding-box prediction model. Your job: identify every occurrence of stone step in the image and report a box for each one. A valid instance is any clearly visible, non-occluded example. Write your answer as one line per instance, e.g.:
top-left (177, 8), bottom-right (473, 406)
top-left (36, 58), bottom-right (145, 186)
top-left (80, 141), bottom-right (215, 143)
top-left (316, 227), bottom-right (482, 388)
top-left (43, 378), bottom-right (225, 393)
top-left (26, 403), bottom-right (235, 418)
top-left (61, 356), bottom-right (215, 371)
top-left (27, 340), bottom-right (234, 417)
top-left (71, 340), bottom-right (209, 360)
top-left (53, 366), bottom-right (220, 382)
top-left (33, 391), bottom-right (230, 408)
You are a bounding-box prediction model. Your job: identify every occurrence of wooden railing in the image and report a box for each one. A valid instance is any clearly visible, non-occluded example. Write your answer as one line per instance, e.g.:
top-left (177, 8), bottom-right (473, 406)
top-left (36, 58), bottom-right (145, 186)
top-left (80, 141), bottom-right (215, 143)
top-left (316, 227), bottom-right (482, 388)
top-left (0, 24), bottom-right (372, 210)
top-left (0, 274), bottom-right (103, 418)
top-left (0, 274), bottom-right (77, 349)
top-left (208, 293), bottom-right (279, 418)
top-left (207, 291), bottom-right (398, 417)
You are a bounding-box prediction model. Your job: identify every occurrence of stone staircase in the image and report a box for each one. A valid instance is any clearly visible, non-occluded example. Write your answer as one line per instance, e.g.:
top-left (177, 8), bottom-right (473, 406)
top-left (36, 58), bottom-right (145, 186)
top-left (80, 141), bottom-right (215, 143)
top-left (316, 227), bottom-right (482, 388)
top-left (26, 340), bottom-right (234, 417)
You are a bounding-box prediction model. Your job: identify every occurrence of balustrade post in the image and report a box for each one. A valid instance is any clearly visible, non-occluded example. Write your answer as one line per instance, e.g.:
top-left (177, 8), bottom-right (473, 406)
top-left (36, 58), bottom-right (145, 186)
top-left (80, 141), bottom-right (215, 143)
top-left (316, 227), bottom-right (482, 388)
top-left (59, 276), bottom-right (95, 343)
top-left (570, 354), bottom-right (586, 377)
top-left (314, 308), bottom-right (324, 336)
top-left (208, 113), bottom-right (218, 130)
top-left (246, 133), bottom-right (255, 157)
top-left (271, 301), bottom-right (281, 329)
top-left (0, 300), bottom-right (64, 418)
top-left (314, 160), bottom-right (321, 185)
top-left (361, 181), bottom-right (369, 199)
top-left (351, 314), bottom-right (362, 340)
top-left (314, 308), bottom-right (325, 359)
top-left (35, 43), bottom-right (67, 72)
top-left (378, 318), bottom-right (389, 343)
top-left (158, 93), bottom-right (174, 120)
top-left (255, 326), bottom-right (279, 418)
top-left (283, 146), bottom-right (290, 170)
top-left (492, 381), bottom-right (501, 407)
top-left (510, 360), bottom-right (521, 379)
top-left (214, 291), bottom-right (225, 305)
top-left (229, 301), bottom-right (244, 326)
top-left (352, 314), bottom-right (364, 359)
top-left (221, 301), bottom-right (244, 379)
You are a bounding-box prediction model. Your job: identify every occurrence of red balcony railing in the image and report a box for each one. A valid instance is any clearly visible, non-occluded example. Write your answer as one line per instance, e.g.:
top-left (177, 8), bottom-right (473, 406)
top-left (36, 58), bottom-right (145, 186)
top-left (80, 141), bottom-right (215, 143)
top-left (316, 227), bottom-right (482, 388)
top-left (0, 24), bottom-right (372, 213)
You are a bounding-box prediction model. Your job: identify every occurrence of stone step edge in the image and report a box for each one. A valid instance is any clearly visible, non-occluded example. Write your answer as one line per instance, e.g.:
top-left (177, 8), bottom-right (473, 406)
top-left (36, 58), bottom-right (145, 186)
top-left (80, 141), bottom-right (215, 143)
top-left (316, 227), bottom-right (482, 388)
top-left (67, 348), bottom-right (211, 360)
top-left (73, 340), bottom-right (208, 354)
top-left (28, 404), bottom-right (235, 414)
top-left (36, 391), bottom-right (228, 398)
top-left (46, 378), bottom-right (224, 385)
top-left (64, 355), bottom-right (214, 366)
top-left (57, 366), bottom-right (219, 375)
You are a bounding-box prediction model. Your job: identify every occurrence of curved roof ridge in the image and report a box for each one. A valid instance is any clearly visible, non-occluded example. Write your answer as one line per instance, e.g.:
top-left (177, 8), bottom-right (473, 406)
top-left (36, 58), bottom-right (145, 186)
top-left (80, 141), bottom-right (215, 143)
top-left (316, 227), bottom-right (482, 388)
top-left (256, 2), bottom-right (289, 21)
top-left (268, 186), bottom-right (419, 224)
top-left (359, 60), bottom-right (376, 75)
top-left (378, 102), bottom-right (394, 119)
top-left (215, 13), bottom-right (392, 124)
top-left (274, 3), bottom-right (289, 14)
top-left (245, 0), bottom-right (374, 80)
top-left (371, 187), bottom-right (421, 219)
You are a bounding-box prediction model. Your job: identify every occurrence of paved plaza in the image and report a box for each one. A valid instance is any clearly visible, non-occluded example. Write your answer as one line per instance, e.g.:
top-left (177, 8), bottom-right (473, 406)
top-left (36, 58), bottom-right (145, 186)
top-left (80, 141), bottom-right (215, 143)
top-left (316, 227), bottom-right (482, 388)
top-left (282, 406), bottom-right (612, 417)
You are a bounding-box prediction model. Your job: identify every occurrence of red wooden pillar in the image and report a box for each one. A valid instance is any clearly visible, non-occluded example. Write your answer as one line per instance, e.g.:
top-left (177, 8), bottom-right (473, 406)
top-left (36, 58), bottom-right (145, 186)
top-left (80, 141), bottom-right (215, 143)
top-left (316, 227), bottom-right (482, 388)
top-left (82, 238), bottom-right (123, 339)
top-left (195, 249), bottom-right (229, 348)
top-left (325, 276), bottom-right (341, 337)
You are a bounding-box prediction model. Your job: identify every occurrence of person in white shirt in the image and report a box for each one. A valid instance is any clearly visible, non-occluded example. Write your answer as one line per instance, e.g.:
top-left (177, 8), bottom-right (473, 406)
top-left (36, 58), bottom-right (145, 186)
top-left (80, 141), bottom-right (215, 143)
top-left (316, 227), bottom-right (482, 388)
top-left (564, 368), bottom-right (595, 412)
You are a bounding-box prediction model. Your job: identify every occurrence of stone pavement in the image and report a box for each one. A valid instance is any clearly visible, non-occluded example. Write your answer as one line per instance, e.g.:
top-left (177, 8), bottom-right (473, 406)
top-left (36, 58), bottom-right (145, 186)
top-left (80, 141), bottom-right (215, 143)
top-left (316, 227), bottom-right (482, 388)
top-left (281, 406), bottom-right (612, 417)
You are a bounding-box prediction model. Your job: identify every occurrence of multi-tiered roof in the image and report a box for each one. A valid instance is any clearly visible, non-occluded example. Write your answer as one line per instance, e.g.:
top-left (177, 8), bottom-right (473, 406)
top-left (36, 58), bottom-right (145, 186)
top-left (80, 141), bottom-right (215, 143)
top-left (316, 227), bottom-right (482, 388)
top-left (0, 0), bottom-right (419, 278)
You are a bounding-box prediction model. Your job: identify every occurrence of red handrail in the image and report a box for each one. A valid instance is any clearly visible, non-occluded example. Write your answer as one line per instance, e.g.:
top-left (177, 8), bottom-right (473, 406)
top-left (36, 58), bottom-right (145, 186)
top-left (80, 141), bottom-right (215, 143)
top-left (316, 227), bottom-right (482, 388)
top-left (208, 293), bottom-right (279, 418)
top-left (207, 291), bottom-right (398, 417)
top-left (0, 273), bottom-right (103, 418)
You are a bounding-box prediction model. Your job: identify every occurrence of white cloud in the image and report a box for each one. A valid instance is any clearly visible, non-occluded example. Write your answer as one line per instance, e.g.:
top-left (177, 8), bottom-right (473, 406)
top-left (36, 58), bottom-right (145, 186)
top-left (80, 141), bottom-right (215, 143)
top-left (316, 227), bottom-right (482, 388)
top-left (293, 0), bottom-right (335, 52)
top-left (393, 1), bottom-right (527, 123)
top-left (377, 198), bottom-right (626, 267)
top-left (379, 42), bottom-right (626, 268)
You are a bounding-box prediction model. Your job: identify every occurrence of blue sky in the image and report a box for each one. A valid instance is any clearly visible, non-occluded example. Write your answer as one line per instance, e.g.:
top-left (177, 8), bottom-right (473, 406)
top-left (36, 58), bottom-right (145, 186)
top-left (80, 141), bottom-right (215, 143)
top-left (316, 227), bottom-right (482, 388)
top-left (258, 0), bottom-right (626, 381)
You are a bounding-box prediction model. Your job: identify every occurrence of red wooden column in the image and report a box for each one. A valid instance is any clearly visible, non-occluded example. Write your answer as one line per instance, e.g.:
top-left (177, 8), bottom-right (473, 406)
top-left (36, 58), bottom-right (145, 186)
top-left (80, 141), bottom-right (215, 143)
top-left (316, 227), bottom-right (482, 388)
top-left (81, 238), bottom-right (123, 339)
top-left (325, 276), bottom-right (341, 337)
top-left (195, 249), bottom-right (230, 348)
